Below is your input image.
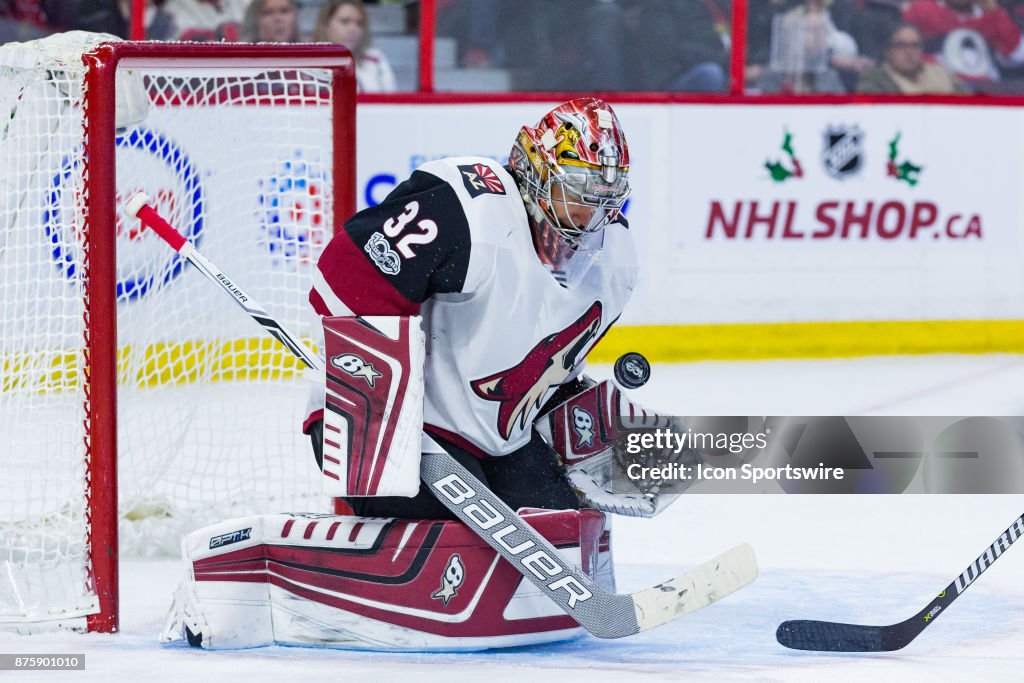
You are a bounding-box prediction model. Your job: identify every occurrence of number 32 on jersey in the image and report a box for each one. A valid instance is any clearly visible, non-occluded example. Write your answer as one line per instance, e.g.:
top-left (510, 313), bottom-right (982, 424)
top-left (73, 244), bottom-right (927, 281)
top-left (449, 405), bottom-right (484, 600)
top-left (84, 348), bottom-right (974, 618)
top-left (364, 201), bottom-right (439, 276)
top-left (383, 201), bottom-right (438, 258)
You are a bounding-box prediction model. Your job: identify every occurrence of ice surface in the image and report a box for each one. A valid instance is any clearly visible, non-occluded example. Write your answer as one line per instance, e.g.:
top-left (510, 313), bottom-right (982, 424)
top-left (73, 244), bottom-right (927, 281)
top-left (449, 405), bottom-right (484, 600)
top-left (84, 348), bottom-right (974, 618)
top-left (2, 356), bottom-right (1023, 681)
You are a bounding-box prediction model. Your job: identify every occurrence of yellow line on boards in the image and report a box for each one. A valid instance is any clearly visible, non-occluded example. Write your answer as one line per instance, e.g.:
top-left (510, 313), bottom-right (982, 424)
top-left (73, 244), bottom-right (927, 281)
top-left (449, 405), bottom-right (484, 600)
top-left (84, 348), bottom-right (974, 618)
top-left (2, 337), bottom-right (316, 393)
top-left (6, 320), bottom-right (1024, 394)
top-left (588, 320), bottom-right (1024, 362)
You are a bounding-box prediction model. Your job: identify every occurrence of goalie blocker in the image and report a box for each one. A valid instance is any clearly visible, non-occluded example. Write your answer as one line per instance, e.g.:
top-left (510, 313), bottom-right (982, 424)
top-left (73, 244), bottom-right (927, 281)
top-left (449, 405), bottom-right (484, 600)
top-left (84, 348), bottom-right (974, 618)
top-left (161, 509), bottom-right (613, 650)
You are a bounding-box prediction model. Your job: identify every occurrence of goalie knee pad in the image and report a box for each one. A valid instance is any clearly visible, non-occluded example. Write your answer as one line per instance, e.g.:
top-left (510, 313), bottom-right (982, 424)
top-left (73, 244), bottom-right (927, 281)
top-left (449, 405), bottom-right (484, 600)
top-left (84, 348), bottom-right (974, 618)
top-left (161, 509), bottom-right (608, 651)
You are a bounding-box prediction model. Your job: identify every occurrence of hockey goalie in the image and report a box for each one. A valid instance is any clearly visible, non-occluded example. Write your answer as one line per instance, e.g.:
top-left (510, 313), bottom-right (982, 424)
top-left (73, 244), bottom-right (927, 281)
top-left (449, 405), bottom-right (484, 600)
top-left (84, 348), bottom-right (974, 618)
top-left (162, 99), bottom-right (699, 651)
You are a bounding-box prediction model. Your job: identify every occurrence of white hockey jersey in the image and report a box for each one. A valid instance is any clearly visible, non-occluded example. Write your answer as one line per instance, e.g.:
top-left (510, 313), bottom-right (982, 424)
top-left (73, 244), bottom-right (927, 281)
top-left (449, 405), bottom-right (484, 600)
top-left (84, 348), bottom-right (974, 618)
top-left (309, 157), bottom-right (637, 457)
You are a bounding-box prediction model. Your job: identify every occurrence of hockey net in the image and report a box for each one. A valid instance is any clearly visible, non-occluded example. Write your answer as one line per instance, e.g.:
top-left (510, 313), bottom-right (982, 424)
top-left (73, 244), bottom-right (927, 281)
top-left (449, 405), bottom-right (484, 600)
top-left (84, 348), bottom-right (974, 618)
top-left (0, 33), bottom-right (355, 632)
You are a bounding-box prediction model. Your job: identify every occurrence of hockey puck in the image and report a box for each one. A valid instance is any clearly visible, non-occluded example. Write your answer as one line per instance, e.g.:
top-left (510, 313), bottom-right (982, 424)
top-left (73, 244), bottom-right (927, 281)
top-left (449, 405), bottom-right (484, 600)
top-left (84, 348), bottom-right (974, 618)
top-left (613, 352), bottom-right (651, 389)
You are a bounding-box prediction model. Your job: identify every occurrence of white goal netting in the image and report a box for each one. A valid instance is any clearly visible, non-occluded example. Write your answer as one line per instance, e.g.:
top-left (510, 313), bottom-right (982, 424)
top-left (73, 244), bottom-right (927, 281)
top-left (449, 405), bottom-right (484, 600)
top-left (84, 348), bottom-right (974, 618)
top-left (0, 33), bottom-right (344, 630)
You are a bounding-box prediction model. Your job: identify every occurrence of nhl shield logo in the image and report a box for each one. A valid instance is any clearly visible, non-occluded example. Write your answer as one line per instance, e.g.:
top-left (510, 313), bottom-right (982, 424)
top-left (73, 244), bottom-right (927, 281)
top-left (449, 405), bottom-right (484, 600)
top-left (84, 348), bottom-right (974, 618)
top-left (822, 125), bottom-right (864, 179)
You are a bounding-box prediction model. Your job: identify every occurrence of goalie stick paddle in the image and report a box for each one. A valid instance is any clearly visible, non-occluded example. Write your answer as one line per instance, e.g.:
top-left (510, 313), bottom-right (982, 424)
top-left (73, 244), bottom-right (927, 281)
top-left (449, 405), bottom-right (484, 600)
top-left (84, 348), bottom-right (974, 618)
top-left (127, 193), bottom-right (758, 639)
top-left (776, 512), bottom-right (1024, 652)
top-left (421, 450), bottom-right (756, 638)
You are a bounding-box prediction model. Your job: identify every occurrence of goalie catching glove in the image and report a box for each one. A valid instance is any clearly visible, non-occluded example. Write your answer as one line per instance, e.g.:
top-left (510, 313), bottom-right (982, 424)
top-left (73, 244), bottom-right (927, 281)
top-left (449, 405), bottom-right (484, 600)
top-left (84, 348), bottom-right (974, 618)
top-left (535, 379), bottom-right (700, 517)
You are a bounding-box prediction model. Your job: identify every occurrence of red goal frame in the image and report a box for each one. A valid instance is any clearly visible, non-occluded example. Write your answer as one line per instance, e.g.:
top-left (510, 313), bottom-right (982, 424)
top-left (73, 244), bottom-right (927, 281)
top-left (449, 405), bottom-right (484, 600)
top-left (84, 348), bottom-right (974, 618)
top-left (79, 42), bottom-right (356, 633)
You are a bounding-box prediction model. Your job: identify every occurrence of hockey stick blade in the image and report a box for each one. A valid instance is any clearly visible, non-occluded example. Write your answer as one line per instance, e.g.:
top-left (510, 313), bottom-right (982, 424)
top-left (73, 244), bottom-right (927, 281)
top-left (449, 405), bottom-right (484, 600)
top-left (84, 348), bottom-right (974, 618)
top-left (777, 512), bottom-right (1024, 652)
top-left (632, 542), bottom-right (757, 631)
top-left (128, 194), bottom-right (758, 639)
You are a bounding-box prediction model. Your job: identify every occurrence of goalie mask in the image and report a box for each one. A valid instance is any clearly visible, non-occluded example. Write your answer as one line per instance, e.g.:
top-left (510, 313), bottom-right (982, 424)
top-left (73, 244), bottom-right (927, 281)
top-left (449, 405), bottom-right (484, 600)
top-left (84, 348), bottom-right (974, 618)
top-left (510, 98), bottom-right (630, 287)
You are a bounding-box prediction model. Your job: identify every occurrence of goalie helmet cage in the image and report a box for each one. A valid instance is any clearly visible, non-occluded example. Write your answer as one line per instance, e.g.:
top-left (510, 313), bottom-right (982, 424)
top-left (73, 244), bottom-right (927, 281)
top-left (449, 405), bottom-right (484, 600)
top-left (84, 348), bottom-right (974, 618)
top-left (0, 36), bottom-right (356, 634)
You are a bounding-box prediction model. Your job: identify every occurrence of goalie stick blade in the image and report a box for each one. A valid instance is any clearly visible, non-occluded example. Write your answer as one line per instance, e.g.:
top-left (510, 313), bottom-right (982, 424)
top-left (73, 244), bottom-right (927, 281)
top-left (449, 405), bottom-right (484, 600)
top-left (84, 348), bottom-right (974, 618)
top-left (633, 543), bottom-right (758, 632)
top-left (776, 620), bottom-right (907, 652)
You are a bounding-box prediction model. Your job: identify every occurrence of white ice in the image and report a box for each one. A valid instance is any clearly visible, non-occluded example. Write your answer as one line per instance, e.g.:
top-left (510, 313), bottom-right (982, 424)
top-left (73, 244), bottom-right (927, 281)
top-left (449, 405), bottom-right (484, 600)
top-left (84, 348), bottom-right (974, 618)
top-left (3, 354), bottom-right (1023, 682)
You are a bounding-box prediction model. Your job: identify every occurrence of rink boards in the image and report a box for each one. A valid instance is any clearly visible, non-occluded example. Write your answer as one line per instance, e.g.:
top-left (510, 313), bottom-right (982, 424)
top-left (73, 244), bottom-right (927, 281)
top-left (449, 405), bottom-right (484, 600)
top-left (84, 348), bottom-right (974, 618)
top-left (355, 102), bottom-right (1024, 359)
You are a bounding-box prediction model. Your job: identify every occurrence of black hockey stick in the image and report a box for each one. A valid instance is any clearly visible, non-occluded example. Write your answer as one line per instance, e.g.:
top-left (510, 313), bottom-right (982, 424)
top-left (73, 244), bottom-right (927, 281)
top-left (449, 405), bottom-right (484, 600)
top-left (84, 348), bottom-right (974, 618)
top-left (777, 512), bottom-right (1024, 652)
top-left (127, 193), bottom-right (758, 640)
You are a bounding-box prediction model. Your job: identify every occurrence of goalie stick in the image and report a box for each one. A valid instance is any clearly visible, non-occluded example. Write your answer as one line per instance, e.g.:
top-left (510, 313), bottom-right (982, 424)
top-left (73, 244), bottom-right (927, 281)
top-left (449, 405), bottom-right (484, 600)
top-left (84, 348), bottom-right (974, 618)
top-left (776, 511), bottom-right (1024, 652)
top-left (126, 192), bottom-right (758, 639)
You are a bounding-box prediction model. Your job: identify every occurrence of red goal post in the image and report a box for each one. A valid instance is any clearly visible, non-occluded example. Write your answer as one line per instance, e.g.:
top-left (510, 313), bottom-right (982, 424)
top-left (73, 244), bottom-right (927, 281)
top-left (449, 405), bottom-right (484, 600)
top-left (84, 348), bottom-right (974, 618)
top-left (0, 37), bottom-right (355, 634)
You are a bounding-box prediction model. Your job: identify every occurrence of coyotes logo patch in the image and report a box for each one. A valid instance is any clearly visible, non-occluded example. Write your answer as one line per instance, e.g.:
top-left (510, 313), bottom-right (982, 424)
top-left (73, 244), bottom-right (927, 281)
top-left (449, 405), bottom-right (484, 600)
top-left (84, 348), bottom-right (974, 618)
top-left (458, 163), bottom-right (506, 198)
top-left (471, 302), bottom-right (603, 440)
top-left (431, 554), bottom-right (465, 606)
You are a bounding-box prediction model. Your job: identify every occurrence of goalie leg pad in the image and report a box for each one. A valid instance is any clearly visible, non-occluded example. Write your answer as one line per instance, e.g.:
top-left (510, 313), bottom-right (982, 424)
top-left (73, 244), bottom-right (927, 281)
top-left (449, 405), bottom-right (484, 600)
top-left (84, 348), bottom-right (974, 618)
top-left (161, 510), bottom-right (606, 651)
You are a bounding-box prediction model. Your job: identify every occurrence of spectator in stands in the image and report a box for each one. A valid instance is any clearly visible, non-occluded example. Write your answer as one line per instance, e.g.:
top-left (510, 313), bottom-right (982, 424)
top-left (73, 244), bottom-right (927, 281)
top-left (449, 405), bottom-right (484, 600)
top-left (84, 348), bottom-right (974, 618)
top-left (903, 0), bottom-right (1024, 84)
top-left (828, 0), bottom-right (903, 62)
top-left (746, 0), bottom-right (802, 89)
top-left (473, 0), bottom-right (717, 91)
top-left (858, 22), bottom-right (968, 92)
top-left (1, 0), bottom-right (50, 41)
top-left (747, 0), bottom-right (903, 89)
top-left (2, 0), bottom-right (128, 42)
top-left (241, 0), bottom-right (301, 42)
top-left (313, 0), bottom-right (397, 92)
top-left (159, 0), bottom-right (249, 41)
top-left (437, 0), bottom-right (503, 68)
top-left (622, 0), bottom-right (728, 92)
top-left (755, 0), bottom-right (873, 93)
top-left (524, 0), bottom-right (638, 90)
